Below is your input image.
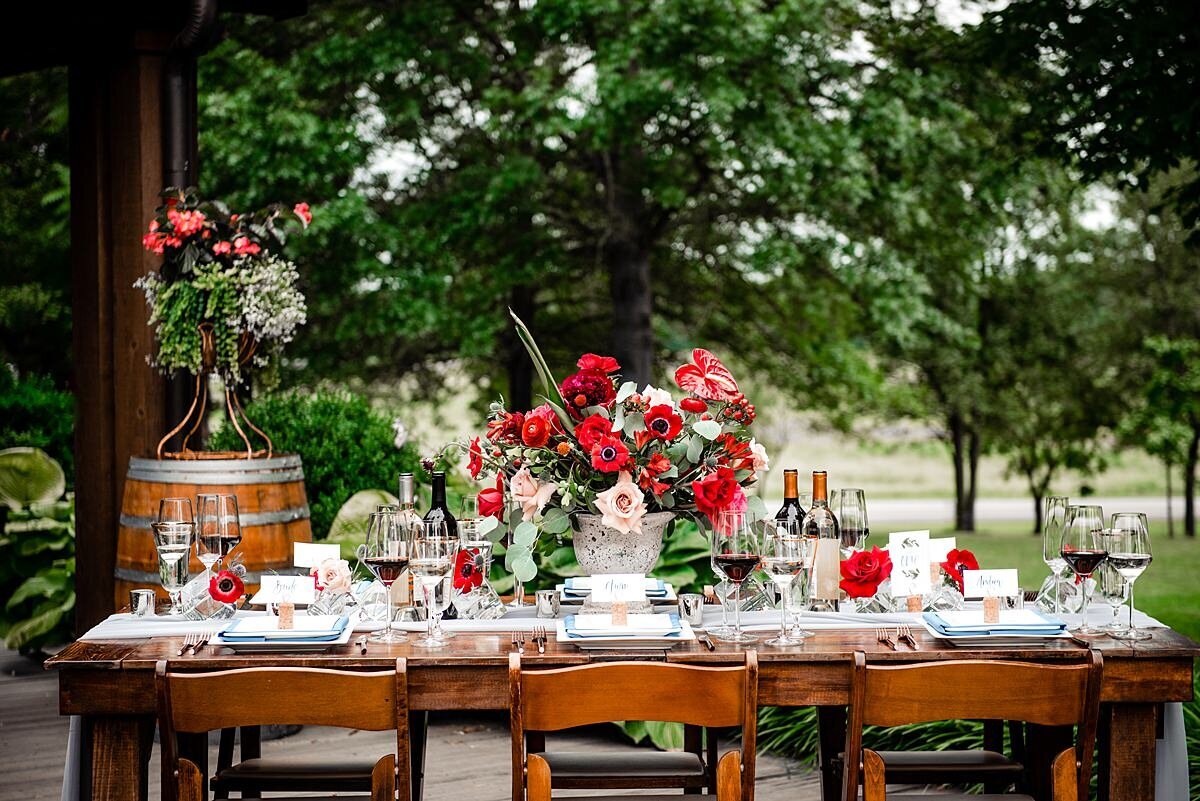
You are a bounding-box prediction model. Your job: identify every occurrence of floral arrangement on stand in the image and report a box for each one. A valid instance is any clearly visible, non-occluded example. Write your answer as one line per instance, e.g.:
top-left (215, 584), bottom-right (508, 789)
top-left (839, 545), bottom-right (980, 612)
top-left (442, 314), bottom-right (769, 583)
top-left (134, 187), bottom-right (311, 458)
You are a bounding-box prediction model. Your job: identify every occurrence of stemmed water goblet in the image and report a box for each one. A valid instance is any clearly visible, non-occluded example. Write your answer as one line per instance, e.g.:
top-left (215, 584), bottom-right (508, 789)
top-left (362, 510), bottom-right (411, 643)
top-left (1060, 504), bottom-right (1107, 636)
top-left (1108, 512), bottom-right (1153, 641)
top-left (152, 521), bottom-right (192, 615)
top-left (196, 494), bottom-right (242, 571)
top-left (711, 510), bottom-right (761, 644)
top-left (1094, 540), bottom-right (1130, 634)
top-left (1041, 496), bottom-right (1070, 615)
top-left (762, 520), bottom-right (810, 647)
top-left (411, 521), bottom-right (457, 648)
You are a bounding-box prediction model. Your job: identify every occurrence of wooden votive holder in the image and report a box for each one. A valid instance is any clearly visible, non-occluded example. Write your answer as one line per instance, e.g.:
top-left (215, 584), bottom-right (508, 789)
top-left (611, 601), bottom-right (628, 626)
top-left (982, 596), bottom-right (1000, 624)
top-left (278, 601), bottom-right (295, 630)
top-left (906, 595), bottom-right (923, 613)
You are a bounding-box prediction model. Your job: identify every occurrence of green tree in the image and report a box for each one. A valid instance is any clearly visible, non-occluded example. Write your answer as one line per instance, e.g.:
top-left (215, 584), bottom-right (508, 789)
top-left (1135, 338), bottom-right (1200, 537)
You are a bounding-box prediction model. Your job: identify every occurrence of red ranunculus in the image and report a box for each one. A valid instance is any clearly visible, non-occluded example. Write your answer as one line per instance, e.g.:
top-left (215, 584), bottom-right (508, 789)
top-left (679, 397), bottom-right (708, 414)
top-left (209, 570), bottom-right (245, 604)
top-left (575, 413), bottom-right (614, 452)
top-left (691, 466), bottom-right (740, 521)
top-left (467, 437), bottom-right (484, 479)
top-left (478, 474), bottom-right (504, 520)
top-left (643, 405), bottom-right (683, 441)
top-left (560, 369), bottom-right (617, 417)
top-left (674, 349), bottom-right (740, 402)
top-left (452, 548), bottom-right (484, 591)
top-left (527, 403), bottom-right (564, 435)
top-left (840, 547), bottom-right (893, 599)
top-left (577, 353), bottom-right (621, 373)
top-left (940, 548), bottom-right (980, 593)
top-left (590, 436), bottom-right (630, 473)
top-left (521, 415), bottom-right (551, 448)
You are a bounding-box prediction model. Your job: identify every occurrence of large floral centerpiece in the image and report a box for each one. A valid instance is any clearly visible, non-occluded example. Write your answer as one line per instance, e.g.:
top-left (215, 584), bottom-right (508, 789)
top-left (135, 187), bottom-right (311, 458)
top-left (448, 315), bottom-right (769, 581)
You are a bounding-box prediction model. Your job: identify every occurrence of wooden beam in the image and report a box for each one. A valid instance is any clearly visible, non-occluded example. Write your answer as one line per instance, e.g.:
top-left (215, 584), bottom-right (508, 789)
top-left (70, 34), bottom-right (171, 634)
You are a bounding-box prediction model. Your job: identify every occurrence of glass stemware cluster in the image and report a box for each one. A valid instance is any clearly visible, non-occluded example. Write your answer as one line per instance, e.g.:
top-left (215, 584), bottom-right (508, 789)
top-left (152, 494), bottom-right (242, 615)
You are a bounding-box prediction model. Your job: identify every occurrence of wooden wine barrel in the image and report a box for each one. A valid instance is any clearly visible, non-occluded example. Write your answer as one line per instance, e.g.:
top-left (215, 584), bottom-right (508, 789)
top-left (114, 455), bottom-right (312, 609)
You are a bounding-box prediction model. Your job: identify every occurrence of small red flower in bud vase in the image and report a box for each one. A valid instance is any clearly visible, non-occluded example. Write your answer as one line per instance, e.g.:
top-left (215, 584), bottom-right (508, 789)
top-left (209, 570), bottom-right (245, 605)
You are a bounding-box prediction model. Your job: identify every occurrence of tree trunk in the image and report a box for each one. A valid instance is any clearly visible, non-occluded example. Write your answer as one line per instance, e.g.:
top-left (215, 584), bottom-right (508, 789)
top-left (1186, 428), bottom-right (1199, 538)
top-left (601, 153), bottom-right (654, 387)
top-left (1032, 486), bottom-right (1044, 535)
top-left (506, 283), bottom-right (535, 411)
top-left (962, 425), bottom-right (980, 532)
top-left (1166, 458), bottom-right (1175, 538)
top-left (950, 413), bottom-right (967, 531)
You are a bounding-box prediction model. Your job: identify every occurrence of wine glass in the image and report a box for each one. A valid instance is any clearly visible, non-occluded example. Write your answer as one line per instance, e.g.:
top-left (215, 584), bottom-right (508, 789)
top-left (411, 521), bottom-right (456, 648)
top-left (158, 497), bottom-right (194, 526)
top-left (1060, 504), bottom-right (1106, 635)
top-left (363, 510), bottom-right (411, 643)
top-left (152, 521), bottom-right (191, 615)
top-left (711, 510), bottom-right (760, 643)
top-left (1108, 512), bottom-right (1153, 641)
top-left (1094, 534), bottom-right (1130, 634)
top-left (196, 494), bottom-right (241, 569)
top-left (1041, 496), bottom-right (1070, 615)
top-left (762, 521), bottom-right (809, 647)
top-left (837, 489), bottom-right (868, 552)
top-left (460, 494), bottom-right (480, 523)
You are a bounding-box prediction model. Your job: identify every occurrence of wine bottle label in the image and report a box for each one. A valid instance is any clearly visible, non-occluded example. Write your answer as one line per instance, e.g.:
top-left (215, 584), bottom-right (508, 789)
top-left (812, 538), bottom-right (840, 600)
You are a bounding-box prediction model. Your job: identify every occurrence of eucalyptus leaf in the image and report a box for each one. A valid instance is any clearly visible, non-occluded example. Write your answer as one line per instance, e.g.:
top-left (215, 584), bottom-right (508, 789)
top-left (541, 507), bottom-right (570, 535)
top-left (686, 436), bottom-right (704, 464)
top-left (513, 555), bottom-right (538, 583)
top-left (616, 381), bottom-right (638, 402)
top-left (623, 413), bottom-right (644, 436)
top-left (513, 521), bottom-right (539, 547)
top-left (611, 407), bottom-right (625, 433)
top-left (691, 419), bottom-right (721, 441)
top-left (746, 494), bottom-right (769, 522)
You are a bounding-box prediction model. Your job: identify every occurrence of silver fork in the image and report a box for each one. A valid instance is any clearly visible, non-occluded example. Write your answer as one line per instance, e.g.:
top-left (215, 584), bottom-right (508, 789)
top-left (876, 627), bottom-right (898, 651)
top-left (897, 625), bottom-right (919, 650)
top-left (512, 631), bottom-right (525, 654)
top-left (191, 629), bottom-right (217, 655)
top-left (177, 632), bottom-right (200, 657)
top-left (533, 625), bottom-right (547, 654)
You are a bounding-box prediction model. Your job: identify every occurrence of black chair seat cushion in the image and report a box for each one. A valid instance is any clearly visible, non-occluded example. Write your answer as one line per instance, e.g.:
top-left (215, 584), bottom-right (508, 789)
top-left (211, 755), bottom-right (378, 791)
top-left (540, 751), bottom-right (708, 789)
top-left (877, 749), bottom-right (1024, 783)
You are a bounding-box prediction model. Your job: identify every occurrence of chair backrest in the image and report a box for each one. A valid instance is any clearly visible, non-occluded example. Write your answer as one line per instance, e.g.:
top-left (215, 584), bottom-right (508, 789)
top-left (509, 652), bottom-right (758, 801)
top-left (156, 660), bottom-right (409, 801)
top-left (843, 650), bottom-right (1103, 801)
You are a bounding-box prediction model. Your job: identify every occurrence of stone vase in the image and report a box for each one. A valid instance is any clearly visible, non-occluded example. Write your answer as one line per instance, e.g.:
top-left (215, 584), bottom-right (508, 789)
top-left (572, 512), bottom-right (675, 575)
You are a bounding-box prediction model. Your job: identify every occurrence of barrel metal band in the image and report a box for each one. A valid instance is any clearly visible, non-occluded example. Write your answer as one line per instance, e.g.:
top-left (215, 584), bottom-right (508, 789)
top-left (125, 468), bottom-right (306, 484)
top-left (120, 506), bottom-right (310, 530)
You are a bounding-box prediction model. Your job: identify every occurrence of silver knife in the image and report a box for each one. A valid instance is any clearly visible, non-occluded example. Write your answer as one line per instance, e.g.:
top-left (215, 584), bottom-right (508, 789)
top-left (698, 633), bottom-right (716, 651)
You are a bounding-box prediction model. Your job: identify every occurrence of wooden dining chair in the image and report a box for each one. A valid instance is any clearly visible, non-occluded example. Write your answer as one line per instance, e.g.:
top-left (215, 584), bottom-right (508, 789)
top-left (842, 650), bottom-right (1103, 801)
top-left (510, 652), bottom-right (758, 801)
top-left (156, 660), bottom-right (410, 801)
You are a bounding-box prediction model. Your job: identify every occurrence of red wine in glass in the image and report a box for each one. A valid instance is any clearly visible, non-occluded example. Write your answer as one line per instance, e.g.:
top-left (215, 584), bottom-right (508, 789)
top-left (1061, 548), bottom-right (1107, 577)
top-left (365, 556), bottom-right (410, 587)
top-left (714, 553), bottom-right (761, 583)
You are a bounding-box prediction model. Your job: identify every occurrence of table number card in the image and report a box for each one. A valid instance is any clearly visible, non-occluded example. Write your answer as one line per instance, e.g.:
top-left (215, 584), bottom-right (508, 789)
top-left (888, 530), bottom-right (931, 598)
top-left (589, 574), bottom-right (647, 604)
top-left (294, 542), bottom-right (340, 568)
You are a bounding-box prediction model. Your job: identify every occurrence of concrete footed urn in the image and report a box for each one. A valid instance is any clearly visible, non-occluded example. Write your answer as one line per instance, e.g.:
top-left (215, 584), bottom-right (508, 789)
top-left (572, 512), bottom-right (675, 575)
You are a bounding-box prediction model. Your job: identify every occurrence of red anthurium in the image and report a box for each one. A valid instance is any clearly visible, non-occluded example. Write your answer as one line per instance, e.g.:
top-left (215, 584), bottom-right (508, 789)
top-left (674, 349), bottom-right (740, 402)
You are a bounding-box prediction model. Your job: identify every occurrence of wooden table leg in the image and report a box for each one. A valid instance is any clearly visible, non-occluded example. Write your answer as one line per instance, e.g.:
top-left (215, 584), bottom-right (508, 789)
top-left (817, 706), bottom-right (847, 801)
top-left (1105, 703), bottom-right (1158, 801)
top-left (410, 710), bottom-right (429, 801)
top-left (85, 715), bottom-right (154, 801)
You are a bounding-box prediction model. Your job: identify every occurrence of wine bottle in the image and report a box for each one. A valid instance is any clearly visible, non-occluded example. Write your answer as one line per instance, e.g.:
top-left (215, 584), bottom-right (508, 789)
top-left (774, 469), bottom-right (806, 529)
top-left (802, 470), bottom-right (841, 612)
top-left (423, 471), bottom-right (458, 618)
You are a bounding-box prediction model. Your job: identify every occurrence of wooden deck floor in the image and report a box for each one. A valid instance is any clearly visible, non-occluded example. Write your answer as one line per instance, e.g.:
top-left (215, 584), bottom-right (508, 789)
top-left (0, 648), bottom-right (820, 801)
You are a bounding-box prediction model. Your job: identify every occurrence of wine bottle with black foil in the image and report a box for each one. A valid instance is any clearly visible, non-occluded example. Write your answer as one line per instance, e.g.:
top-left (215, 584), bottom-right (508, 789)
top-left (423, 471), bottom-right (458, 618)
top-left (775, 469), bottom-right (807, 529)
top-left (802, 470), bottom-right (841, 612)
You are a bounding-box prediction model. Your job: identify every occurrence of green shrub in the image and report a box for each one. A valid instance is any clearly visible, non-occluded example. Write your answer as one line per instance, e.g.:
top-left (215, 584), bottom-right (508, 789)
top-left (208, 389), bottom-right (421, 538)
top-left (0, 485), bottom-right (75, 655)
top-left (0, 370), bottom-right (74, 483)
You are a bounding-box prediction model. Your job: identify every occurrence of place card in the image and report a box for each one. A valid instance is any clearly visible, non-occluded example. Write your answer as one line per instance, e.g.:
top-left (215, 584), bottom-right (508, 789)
top-left (294, 542), bottom-right (340, 568)
top-left (589, 574), bottom-right (647, 604)
top-left (962, 569), bottom-right (1018, 600)
top-left (252, 574), bottom-right (316, 605)
top-left (888, 530), bottom-right (931, 597)
top-left (928, 537), bottom-right (957, 562)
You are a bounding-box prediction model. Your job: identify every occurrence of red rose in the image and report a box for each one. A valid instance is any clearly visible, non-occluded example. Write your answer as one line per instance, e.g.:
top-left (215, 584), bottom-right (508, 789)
top-left (840, 547), bottom-right (893, 599)
top-left (577, 353), bottom-right (621, 373)
top-left (209, 570), bottom-right (245, 604)
top-left (559, 369), bottom-right (617, 417)
top-left (575, 414), bottom-right (614, 452)
top-left (940, 548), bottom-right (980, 593)
top-left (452, 548), bottom-right (484, 591)
top-left (521, 415), bottom-right (551, 448)
top-left (478, 474), bottom-right (505, 520)
top-left (691, 466), bottom-right (740, 521)
top-left (467, 437), bottom-right (484, 479)
top-left (590, 436), bottom-right (630, 473)
top-left (643, 405), bottom-right (683, 441)
top-left (679, 397), bottom-right (708, 414)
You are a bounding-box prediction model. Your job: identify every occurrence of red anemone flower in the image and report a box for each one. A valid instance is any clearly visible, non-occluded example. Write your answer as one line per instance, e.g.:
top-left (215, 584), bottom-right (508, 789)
top-left (209, 570), bottom-right (245, 604)
top-left (452, 548), bottom-right (484, 591)
top-left (590, 436), bottom-right (630, 473)
top-left (643, 405), bottom-right (683, 441)
top-left (940, 548), bottom-right (980, 593)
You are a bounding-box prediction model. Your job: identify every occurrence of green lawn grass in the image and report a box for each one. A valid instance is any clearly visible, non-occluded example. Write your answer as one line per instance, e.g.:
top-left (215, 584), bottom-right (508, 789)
top-left (877, 520), bottom-right (1200, 642)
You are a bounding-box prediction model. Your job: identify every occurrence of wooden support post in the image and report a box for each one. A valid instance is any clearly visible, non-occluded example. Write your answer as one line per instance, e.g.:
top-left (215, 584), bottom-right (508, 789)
top-left (69, 32), bottom-right (171, 633)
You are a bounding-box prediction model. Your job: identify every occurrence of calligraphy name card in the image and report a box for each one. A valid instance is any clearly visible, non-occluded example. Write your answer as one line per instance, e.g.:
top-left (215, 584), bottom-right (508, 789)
top-left (589, 573), bottom-right (647, 604)
top-left (888, 530), bottom-right (931, 597)
top-left (962, 569), bottom-right (1018, 600)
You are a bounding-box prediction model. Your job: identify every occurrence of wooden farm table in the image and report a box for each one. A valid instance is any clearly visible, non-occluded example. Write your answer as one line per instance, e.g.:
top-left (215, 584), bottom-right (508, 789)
top-left (48, 626), bottom-right (1197, 801)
